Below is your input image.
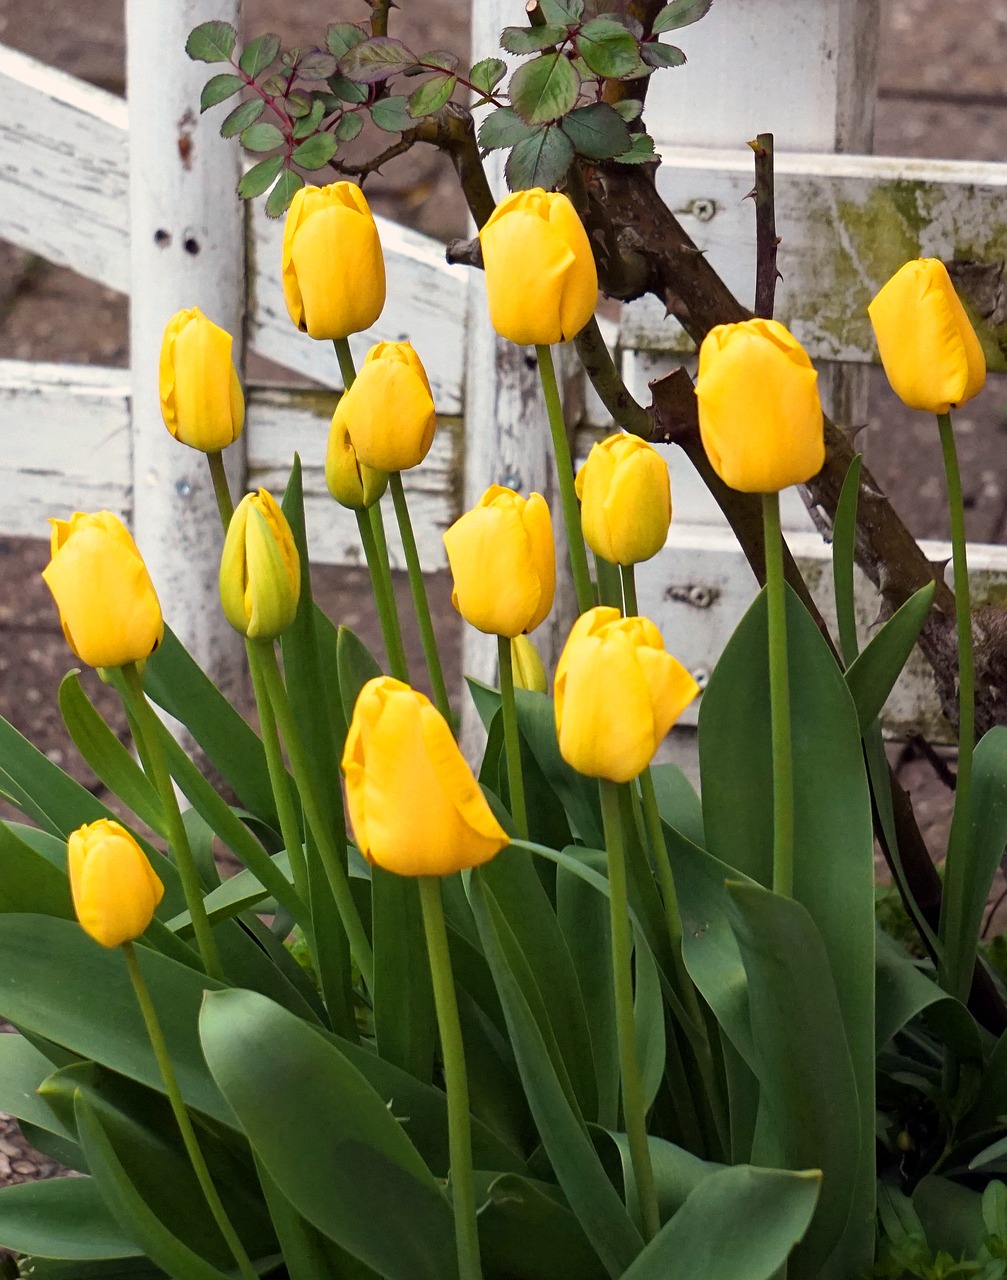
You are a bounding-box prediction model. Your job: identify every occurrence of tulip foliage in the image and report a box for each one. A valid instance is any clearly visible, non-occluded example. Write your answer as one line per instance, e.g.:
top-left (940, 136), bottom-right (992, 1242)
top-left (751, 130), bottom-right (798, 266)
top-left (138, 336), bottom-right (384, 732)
top-left (4, 10), bottom-right (1007, 1280)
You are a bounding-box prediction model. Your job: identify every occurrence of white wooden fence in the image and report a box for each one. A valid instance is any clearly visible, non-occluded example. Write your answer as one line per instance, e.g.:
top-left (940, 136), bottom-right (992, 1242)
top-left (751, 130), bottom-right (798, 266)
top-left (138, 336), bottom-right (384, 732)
top-left (2, 0), bottom-right (1007, 746)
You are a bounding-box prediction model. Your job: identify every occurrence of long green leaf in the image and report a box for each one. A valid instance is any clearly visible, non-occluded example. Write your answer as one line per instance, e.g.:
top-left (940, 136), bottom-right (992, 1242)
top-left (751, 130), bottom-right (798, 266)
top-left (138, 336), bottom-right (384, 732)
top-left (199, 987), bottom-right (457, 1280)
top-left (0, 712), bottom-right (111, 835)
top-left (0, 821), bottom-right (73, 918)
top-left (476, 1172), bottom-right (608, 1280)
top-left (832, 454), bottom-right (863, 667)
top-left (0, 1177), bottom-right (141, 1261)
top-left (844, 583), bottom-right (935, 733)
top-left (875, 930), bottom-right (980, 1060)
top-left (0, 1034), bottom-right (76, 1139)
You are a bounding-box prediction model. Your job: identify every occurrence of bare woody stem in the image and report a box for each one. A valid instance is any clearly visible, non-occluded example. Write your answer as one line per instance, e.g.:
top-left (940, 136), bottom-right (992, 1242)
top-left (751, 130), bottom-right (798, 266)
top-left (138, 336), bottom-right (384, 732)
top-left (749, 132), bottom-right (780, 321)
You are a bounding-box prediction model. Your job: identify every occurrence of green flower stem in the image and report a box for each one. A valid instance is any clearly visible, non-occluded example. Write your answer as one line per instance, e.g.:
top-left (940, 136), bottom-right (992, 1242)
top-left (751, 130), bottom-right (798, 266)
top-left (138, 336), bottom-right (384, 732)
top-left (762, 491), bottom-right (794, 899)
top-left (120, 664), bottom-right (224, 982)
top-left (389, 471), bottom-right (452, 722)
top-left (595, 555), bottom-right (621, 610)
top-left (253, 639), bottom-right (374, 994)
top-left (333, 336), bottom-right (358, 391)
top-left (497, 635), bottom-right (528, 840)
top-left (206, 450), bottom-right (235, 527)
top-left (937, 410), bottom-right (976, 1000)
top-left (246, 645), bottom-right (310, 917)
top-left (122, 942), bottom-right (258, 1280)
top-left (620, 563), bottom-right (640, 617)
top-left (356, 508), bottom-right (410, 681)
top-left (535, 344), bottom-right (594, 614)
top-left (599, 778), bottom-right (661, 1241)
top-left (417, 875), bottom-right (482, 1280)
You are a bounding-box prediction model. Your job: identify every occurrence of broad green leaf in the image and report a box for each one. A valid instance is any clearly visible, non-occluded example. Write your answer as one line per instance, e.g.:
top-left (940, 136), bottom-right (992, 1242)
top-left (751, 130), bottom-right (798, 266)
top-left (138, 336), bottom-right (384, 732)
top-left (726, 884), bottom-right (860, 1278)
top-left (199, 72), bottom-right (244, 111)
top-left (326, 22), bottom-right (367, 60)
top-left (186, 21), bottom-right (237, 63)
top-left (239, 32), bottom-right (280, 78)
top-left (166, 850), bottom-right (292, 929)
top-left (509, 53), bottom-right (580, 125)
top-left (469, 57), bottom-right (507, 96)
top-left (983, 1180), bottom-right (1007, 1237)
top-left (468, 872), bottom-right (643, 1278)
top-left (254, 1155), bottom-right (347, 1280)
top-left (594, 1130), bottom-right (723, 1222)
top-left (292, 98), bottom-right (326, 138)
top-left (265, 169), bottom-right (305, 217)
top-left (634, 925), bottom-right (665, 1113)
top-left (220, 96), bottom-right (264, 137)
top-left (199, 988), bottom-right (457, 1279)
top-left (513, 688), bottom-right (603, 847)
top-left (964, 1031), bottom-right (1007, 1138)
top-left (58, 673), bottom-right (164, 837)
top-left (913, 1175), bottom-right (986, 1258)
top-left (291, 134), bottom-right (338, 169)
top-left (0, 712), bottom-right (110, 836)
top-left (875, 930), bottom-right (979, 1060)
top-left (337, 625), bottom-right (383, 723)
top-left (612, 98), bottom-right (643, 121)
top-left (338, 36), bottom-right (417, 83)
top-left (576, 19), bottom-right (644, 79)
top-left (539, 0), bottom-right (585, 20)
top-left (369, 95), bottom-right (416, 131)
top-left (476, 1172), bottom-right (608, 1280)
top-left (561, 103), bottom-right (632, 159)
top-left (75, 1097), bottom-right (234, 1280)
top-left (500, 25), bottom-right (567, 55)
top-left (614, 133), bottom-right (657, 163)
top-left (832, 454), bottom-right (864, 665)
top-left (640, 41), bottom-right (686, 68)
top-left (0, 821), bottom-right (72, 918)
top-left (653, 0), bottom-right (714, 32)
top-left (478, 106), bottom-right (537, 151)
top-left (12, 1259), bottom-right (161, 1278)
top-left (844, 582), bottom-right (935, 732)
top-left (0, 1034), bottom-right (76, 1139)
top-left (241, 121), bottom-right (285, 151)
top-left (0, 1178), bottom-right (140, 1260)
top-left (334, 112), bottom-right (363, 142)
top-left (328, 73), bottom-right (369, 104)
top-left (420, 49), bottom-right (458, 72)
top-left (621, 1165), bottom-right (819, 1280)
top-left (237, 154), bottom-right (285, 199)
top-left (408, 72), bottom-right (456, 118)
top-left (371, 867), bottom-right (436, 1081)
top-left (649, 763), bottom-right (704, 848)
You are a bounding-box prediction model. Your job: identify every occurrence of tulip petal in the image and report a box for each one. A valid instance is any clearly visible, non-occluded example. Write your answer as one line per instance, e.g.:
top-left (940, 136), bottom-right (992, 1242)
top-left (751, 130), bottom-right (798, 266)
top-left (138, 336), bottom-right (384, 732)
top-left (444, 502), bottom-right (542, 637)
top-left (480, 209), bottom-right (577, 347)
top-left (340, 353), bottom-right (437, 473)
top-left (635, 645), bottom-right (700, 739)
top-left (522, 493), bottom-right (556, 632)
top-left (288, 205), bottom-right (385, 341)
top-left (169, 313), bottom-right (241, 451)
top-left (557, 632), bottom-right (657, 782)
top-left (69, 821), bottom-right (164, 949)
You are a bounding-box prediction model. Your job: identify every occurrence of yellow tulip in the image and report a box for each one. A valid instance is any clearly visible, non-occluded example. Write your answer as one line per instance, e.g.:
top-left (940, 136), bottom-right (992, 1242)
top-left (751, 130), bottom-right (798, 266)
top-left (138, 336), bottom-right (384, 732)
top-left (511, 634), bottom-right (548, 694)
top-left (342, 677), bottom-right (509, 877)
top-left (479, 188), bottom-right (598, 346)
top-left (282, 182), bottom-right (386, 341)
top-left (219, 489), bottom-right (300, 641)
top-left (68, 819), bottom-right (164, 948)
top-left (42, 511), bottom-right (164, 669)
top-left (555, 607), bottom-right (699, 783)
top-left (868, 257), bottom-right (986, 413)
top-left (333, 341), bottom-right (437, 473)
top-left (575, 433), bottom-right (671, 565)
top-left (443, 486), bottom-right (555, 638)
top-left (325, 411), bottom-right (388, 510)
top-left (694, 318), bottom-right (825, 493)
top-left (158, 307), bottom-right (244, 452)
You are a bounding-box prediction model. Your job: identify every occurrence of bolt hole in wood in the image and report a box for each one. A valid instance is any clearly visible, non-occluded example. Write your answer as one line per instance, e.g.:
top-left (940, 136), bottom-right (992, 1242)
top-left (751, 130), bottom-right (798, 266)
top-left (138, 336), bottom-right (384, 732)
top-left (183, 236), bottom-right (200, 256)
top-left (154, 229), bottom-right (171, 247)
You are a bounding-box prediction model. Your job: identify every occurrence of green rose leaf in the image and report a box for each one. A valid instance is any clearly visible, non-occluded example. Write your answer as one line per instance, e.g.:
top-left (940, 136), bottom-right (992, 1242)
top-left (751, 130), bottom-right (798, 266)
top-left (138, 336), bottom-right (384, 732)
top-left (407, 73), bottom-right (457, 118)
top-left (334, 112), bottom-right (363, 142)
top-left (241, 122), bottom-right (285, 152)
top-left (291, 98), bottom-right (326, 139)
top-left (505, 124), bottom-right (574, 191)
top-left (538, 0), bottom-right (584, 21)
top-left (469, 57), bottom-right (507, 96)
top-left (612, 97), bottom-right (643, 121)
top-left (560, 102), bottom-right (632, 160)
top-left (614, 133), bottom-right (657, 164)
top-left (369, 96), bottom-right (417, 132)
top-left (219, 97), bottom-right (265, 138)
top-left (576, 18), bottom-right (645, 79)
top-left (238, 33), bottom-right (280, 79)
top-left (421, 49), bottom-right (459, 72)
top-left (297, 51), bottom-right (338, 79)
top-left (510, 52), bottom-right (580, 125)
top-left (287, 91), bottom-right (312, 117)
top-left (265, 170), bottom-right (305, 219)
top-left (328, 73), bottom-right (369, 104)
top-left (478, 105), bottom-right (538, 151)
top-left (291, 133), bottom-right (338, 169)
top-left (500, 25), bottom-right (567, 55)
top-left (186, 21), bottom-right (237, 64)
top-left (237, 154), bottom-right (285, 198)
top-left (653, 0), bottom-right (714, 33)
top-left (339, 37), bottom-right (417, 84)
top-left (326, 22), bottom-right (367, 61)
top-left (641, 41), bottom-right (687, 68)
top-left (261, 71), bottom-right (291, 96)
top-left (199, 73), bottom-right (244, 113)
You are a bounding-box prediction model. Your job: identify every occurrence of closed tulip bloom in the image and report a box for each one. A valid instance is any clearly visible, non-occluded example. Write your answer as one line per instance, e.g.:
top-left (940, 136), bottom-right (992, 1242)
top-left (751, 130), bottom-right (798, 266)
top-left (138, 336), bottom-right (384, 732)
top-left (219, 489), bottom-right (300, 641)
top-left (325, 411), bottom-right (388, 510)
top-left (443, 486), bottom-right (555, 637)
top-left (42, 511), bottom-right (163, 669)
top-left (333, 341), bottom-right (437, 473)
top-left (342, 677), bottom-right (509, 877)
top-left (575, 433), bottom-right (671, 565)
top-left (555, 607), bottom-right (699, 783)
top-left (511, 634), bottom-right (548, 694)
top-left (479, 189), bottom-right (598, 346)
top-left (158, 307), bottom-right (244, 452)
top-left (69, 819), bottom-right (164, 948)
top-left (695, 319), bottom-right (825, 493)
top-left (868, 257), bottom-right (986, 413)
top-left (282, 181), bottom-right (386, 340)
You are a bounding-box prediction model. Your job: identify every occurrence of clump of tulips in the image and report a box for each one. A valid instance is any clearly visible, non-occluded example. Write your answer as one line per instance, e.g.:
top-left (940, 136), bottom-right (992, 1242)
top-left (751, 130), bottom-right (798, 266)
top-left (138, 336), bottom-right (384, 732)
top-left (3, 156), bottom-right (1005, 1280)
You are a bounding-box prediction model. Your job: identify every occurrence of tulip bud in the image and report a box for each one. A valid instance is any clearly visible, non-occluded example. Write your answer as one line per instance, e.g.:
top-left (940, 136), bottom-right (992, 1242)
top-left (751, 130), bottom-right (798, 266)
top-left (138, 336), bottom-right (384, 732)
top-left (42, 511), bottom-right (164, 669)
top-left (868, 258), bottom-right (986, 414)
top-left (333, 341), bottom-right (437, 473)
top-left (282, 182), bottom-right (386, 341)
top-left (479, 188), bottom-right (598, 346)
top-left (555, 607), bottom-right (699, 783)
top-left (325, 411), bottom-right (389, 510)
top-left (342, 676), bottom-right (509, 876)
top-left (575, 433), bottom-right (671, 566)
top-left (158, 307), bottom-right (245, 453)
top-left (694, 318), bottom-right (825, 493)
top-left (68, 819), bottom-right (164, 948)
top-left (511, 634), bottom-right (548, 694)
top-left (443, 486), bottom-right (555, 638)
top-left (219, 489), bottom-right (300, 641)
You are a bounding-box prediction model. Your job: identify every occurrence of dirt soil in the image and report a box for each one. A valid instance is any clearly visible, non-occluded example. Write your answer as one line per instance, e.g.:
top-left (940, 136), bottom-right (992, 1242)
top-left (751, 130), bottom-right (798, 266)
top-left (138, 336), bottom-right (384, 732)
top-left (0, 0), bottom-right (1004, 1209)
